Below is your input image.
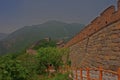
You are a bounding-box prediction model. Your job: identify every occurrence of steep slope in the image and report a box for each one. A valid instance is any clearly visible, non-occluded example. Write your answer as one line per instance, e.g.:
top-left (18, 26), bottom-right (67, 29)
top-left (0, 21), bottom-right (84, 54)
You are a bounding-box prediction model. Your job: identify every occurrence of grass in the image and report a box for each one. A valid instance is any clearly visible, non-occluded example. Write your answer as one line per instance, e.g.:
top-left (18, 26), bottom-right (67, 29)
top-left (39, 73), bottom-right (72, 80)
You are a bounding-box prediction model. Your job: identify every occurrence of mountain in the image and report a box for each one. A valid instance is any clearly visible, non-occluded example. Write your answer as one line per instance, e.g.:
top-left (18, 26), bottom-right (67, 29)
top-left (0, 33), bottom-right (8, 40)
top-left (0, 21), bottom-right (84, 54)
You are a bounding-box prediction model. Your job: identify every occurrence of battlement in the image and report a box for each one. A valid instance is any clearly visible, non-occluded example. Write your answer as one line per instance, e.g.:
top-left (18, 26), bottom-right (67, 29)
top-left (64, 1), bottom-right (120, 47)
top-left (118, 0), bottom-right (120, 9)
top-left (100, 5), bottom-right (115, 16)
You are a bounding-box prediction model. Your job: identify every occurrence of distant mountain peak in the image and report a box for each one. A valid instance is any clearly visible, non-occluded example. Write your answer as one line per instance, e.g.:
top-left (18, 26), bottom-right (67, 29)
top-left (43, 20), bottom-right (67, 24)
top-left (0, 21), bottom-right (84, 54)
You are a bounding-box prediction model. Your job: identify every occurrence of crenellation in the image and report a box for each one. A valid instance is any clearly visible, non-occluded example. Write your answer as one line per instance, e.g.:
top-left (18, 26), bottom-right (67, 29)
top-left (65, 1), bottom-right (120, 70)
top-left (100, 5), bottom-right (115, 16)
top-left (91, 17), bottom-right (100, 24)
top-left (118, 0), bottom-right (120, 10)
top-left (64, 1), bottom-right (120, 48)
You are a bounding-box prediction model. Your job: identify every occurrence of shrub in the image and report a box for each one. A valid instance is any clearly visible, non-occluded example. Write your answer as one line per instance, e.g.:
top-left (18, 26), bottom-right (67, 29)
top-left (36, 47), bottom-right (68, 74)
top-left (0, 55), bottom-right (28, 80)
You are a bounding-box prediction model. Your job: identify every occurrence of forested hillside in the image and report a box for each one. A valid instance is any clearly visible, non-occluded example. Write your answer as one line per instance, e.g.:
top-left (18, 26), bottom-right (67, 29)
top-left (0, 21), bottom-right (84, 54)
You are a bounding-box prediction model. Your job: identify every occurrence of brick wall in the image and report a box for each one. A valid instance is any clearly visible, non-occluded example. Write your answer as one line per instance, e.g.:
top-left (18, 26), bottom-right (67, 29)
top-left (65, 0), bottom-right (120, 70)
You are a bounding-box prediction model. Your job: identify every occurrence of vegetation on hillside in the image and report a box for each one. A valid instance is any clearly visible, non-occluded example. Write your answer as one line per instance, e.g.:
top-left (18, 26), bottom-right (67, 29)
top-left (0, 54), bottom-right (29, 80)
top-left (33, 39), bottom-right (56, 50)
top-left (0, 21), bottom-right (84, 54)
top-left (36, 47), bottom-right (69, 74)
top-left (0, 39), bottom-right (70, 80)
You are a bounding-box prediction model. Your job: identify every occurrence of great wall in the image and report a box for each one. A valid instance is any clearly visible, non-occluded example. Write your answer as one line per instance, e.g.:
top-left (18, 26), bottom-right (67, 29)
top-left (65, 0), bottom-right (120, 71)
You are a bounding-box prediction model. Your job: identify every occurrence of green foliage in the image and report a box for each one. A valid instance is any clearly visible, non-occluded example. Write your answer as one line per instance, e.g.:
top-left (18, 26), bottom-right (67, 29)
top-left (39, 73), bottom-right (70, 80)
top-left (36, 47), bottom-right (69, 74)
top-left (33, 40), bottom-right (56, 50)
top-left (0, 53), bottom-right (40, 80)
top-left (0, 39), bottom-right (70, 79)
top-left (0, 54), bottom-right (28, 80)
top-left (0, 21), bottom-right (84, 54)
top-left (48, 73), bottom-right (70, 80)
top-left (16, 53), bottom-right (39, 80)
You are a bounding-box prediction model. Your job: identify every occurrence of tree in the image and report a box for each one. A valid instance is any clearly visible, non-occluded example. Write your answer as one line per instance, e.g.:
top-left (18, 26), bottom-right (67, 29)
top-left (16, 53), bottom-right (39, 80)
top-left (0, 54), bottom-right (28, 80)
top-left (36, 47), bottom-right (69, 74)
top-left (33, 40), bottom-right (56, 50)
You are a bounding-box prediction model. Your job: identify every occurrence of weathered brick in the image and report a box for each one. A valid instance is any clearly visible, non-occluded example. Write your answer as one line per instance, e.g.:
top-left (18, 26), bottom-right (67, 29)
top-left (110, 30), bottom-right (120, 34)
top-left (112, 25), bottom-right (120, 30)
top-left (112, 38), bottom-right (120, 43)
top-left (112, 47), bottom-right (120, 52)
top-left (110, 34), bottom-right (119, 39)
top-left (65, 1), bottom-right (120, 70)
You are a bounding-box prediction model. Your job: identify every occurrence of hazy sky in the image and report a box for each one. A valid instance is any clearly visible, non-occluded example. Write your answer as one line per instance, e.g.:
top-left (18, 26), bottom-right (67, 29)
top-left (0, 0), bottom-right (117, 33)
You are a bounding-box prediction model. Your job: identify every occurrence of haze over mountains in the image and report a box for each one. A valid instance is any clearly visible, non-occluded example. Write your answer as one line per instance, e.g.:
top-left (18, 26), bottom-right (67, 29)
top-left (0, 33), bottom-right (8, 40)
top-left (0, 21), bottom-right (84, 54)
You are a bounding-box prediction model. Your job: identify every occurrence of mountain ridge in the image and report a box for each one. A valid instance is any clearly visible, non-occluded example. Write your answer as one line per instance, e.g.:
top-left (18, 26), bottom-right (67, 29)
top-left (0, 21), bottom-right (84, 54)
